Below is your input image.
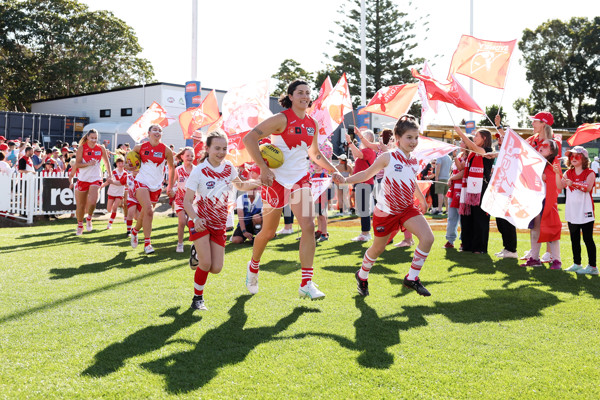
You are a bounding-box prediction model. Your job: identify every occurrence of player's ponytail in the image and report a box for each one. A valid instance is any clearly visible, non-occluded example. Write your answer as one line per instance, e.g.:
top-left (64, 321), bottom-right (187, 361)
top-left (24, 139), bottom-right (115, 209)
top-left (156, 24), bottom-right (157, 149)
top-left (79, 129), bottom-right (98, 146)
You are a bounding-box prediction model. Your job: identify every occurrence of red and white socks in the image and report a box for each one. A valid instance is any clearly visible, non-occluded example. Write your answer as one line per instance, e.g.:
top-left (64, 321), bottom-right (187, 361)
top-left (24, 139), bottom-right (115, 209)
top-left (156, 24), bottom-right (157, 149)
top-left (248, 258), bottom-right (260, 274)
top-left (407, 247), bottom-right (429, 281)
top-left (301, 267), bottom-right (314, 287)
top-left (144, 237), bottom-right (151, 247)
top-left (194, 267), bottom-right (209, 296)
top-left (358, 251), bottom-right (376, 280)
top-left (126, 219), bottom-right (132, 234)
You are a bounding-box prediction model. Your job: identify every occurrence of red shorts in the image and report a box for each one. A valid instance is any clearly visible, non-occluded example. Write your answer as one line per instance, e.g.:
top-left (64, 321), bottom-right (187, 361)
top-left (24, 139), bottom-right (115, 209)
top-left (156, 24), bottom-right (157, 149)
top-left (127, 199), bottom-right (141, 212)
top-left (261, 173), bottom-right (311, 209)
top-left (133, 180), bottom-right (161, 204)
top-left (75, 180), bottom-right (102, 192)
top-left (187, 220), bottom-right (226, 247)
top-left (372, 205), bottom-right (422, 237)
top-left (108, 195), bottom-right (123, 201)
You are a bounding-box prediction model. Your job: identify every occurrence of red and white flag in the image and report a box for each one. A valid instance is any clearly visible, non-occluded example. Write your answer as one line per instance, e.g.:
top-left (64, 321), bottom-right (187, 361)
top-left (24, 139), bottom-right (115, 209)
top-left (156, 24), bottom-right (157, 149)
top-left (221, 80), bottom-right (273, 166)
top-left (481, 128), bottom-right (546, 229)
top-left (448, 35), bottom-right (517, 89)
top-left (411, 69), bottom-right (484, 115)
top-left (318, 73), bottom-right (353, 142)
top-left (358, 83), bottom-right (418, 118)
top-left (417, 61), bottom-right (439, 132)
top-left (311, 176), bottom-right (333, 202)
top-left (308, 77), bottom-right (334, 144)
top-left (179, 90), bottom-right (221, 140)
top-left (411, 136), bottom-right (459, 174)
top-left (127, 102), bottom-right (175, 143)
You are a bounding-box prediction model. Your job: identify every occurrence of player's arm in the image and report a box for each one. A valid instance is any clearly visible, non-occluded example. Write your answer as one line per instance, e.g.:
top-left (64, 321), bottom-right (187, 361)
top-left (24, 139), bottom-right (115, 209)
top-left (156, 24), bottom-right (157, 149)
top-left (165, 147), bottom-right (175, 193)
top-left (101, 145), bottom-right (112, 177)
top-left (73, 145), bottom-right (88, 169)
top-left (242, 114), bottom-right (286, 170)
top-left (345, 152), bottom-right (389, 185)
top-left (183, 187), bottom-right (205, 231)
top-left (232, 177), bottom-right (260, 191)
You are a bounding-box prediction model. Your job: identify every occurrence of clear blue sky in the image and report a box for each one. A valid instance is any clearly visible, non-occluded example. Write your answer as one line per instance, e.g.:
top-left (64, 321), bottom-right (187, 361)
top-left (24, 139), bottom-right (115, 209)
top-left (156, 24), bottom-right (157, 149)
top-left (81, 0), bottom-right (600, 127)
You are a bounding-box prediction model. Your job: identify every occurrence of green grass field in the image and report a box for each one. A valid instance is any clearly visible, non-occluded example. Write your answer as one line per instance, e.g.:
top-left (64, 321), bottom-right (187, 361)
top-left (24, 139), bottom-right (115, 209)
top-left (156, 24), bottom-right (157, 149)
top-left (1, 215), bottom-right (599, 399)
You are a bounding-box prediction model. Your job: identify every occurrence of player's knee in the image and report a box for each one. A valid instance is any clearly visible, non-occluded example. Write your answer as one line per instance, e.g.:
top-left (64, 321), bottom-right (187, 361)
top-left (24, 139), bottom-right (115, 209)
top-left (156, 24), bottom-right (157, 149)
top-left (144, 208), bottom-right (154, 218)
top-left (418, 231), bottom-right (435, 250)
top-left (230, 236), bottom-right (243, 244)
top-left (210, 264), bottom-right (223, 274)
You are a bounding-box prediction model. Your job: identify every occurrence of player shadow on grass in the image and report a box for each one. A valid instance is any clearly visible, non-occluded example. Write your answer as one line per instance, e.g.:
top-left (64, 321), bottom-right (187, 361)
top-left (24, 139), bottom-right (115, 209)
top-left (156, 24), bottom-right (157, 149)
top-left (294, 287), bottom-right (560, 369)
top-left (82, 307), bottom-right (201, 377)
top-left (141, 295), bottom-right (320, 394)
top-left (443, 250), bottom-right (496, 276)
top-left (49, 251), bottom-right (142, 279)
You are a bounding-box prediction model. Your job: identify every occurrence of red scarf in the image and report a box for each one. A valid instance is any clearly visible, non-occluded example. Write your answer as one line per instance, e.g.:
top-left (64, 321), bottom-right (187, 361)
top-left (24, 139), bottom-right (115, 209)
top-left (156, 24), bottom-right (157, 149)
top-left (538, 164), bottom-right (561, 243)
top-left (459, 152), bottom-right (484, 215)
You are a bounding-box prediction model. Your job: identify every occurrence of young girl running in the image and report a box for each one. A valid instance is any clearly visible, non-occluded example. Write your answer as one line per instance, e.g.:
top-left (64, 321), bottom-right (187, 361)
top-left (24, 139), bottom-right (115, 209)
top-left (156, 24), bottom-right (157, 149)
top-left (74, 129), bottom-right (112, 235)
top-left (130, 124), bottom-right (175, 254)
top-left (103, 157), bottom-right (128, 230)
top-left (344, 115), bottom-right (434, 296)
top-left (173, 147), bottom-right (195, 253)
top-left (562, 146), bottom-right (597, 275)
top-left (124, 162), bottom-right (139, 237)
top-left (183, 131), bottom-right (259, 311)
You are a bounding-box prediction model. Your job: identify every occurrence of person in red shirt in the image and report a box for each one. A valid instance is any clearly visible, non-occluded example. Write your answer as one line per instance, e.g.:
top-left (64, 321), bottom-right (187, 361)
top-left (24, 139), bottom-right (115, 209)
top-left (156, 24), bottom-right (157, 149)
top-left (345, 129), bottom-right (376, 242)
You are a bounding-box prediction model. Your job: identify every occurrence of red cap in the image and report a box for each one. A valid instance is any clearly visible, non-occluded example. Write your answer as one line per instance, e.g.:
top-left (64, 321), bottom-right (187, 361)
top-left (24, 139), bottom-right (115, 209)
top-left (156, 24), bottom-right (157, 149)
top-left (61, 147), bottom-right (69, 153)
top-left (0, 143), bottom-right (8, 151)
top-left (528, 112), bottom-right (554, 126)
top-left (0, 136), bottom-right (6, 141)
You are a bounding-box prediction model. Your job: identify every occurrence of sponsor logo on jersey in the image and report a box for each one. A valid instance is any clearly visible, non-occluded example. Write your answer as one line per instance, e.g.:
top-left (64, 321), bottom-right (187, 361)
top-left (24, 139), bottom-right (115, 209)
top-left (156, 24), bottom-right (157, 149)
top-left (585, 212), bottom-right (593, 218)
top-left (307, 127), bottom-right (315, 136)
top-left (394, 164), bottom-right (403, 172)
top-left (376, 226), bottom-right (385, 232)
top-left (206, 181), bottom-right (215, 189)
top-left (154, 152), bottom-right (163, 158)
top-left (94, 151), bottom-right (101, 156)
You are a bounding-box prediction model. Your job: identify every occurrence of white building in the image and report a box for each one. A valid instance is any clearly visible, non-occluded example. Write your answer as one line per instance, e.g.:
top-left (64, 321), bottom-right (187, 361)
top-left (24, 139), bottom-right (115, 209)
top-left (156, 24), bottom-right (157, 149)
top-left (31, 83), bottom-right (228, 151)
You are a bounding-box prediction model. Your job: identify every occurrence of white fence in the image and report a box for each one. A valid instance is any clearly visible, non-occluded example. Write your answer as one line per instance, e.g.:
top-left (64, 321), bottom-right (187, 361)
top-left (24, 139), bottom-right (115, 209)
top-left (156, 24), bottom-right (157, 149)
top-left (0, 172), bottom-right (108, 224)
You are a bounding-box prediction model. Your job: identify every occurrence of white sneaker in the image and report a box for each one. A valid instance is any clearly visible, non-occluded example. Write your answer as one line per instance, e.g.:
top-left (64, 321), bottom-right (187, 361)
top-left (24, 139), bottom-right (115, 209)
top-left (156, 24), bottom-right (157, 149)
top-left (494, 249), bottom-right (507, 257)
top-left (106, 223), bottom-right (112, 230)
top-left (299, 281), bottom-right (325, 299)
top-left (520, 250), bottom-right (531, 260)
top-left (351, 233), bottom-right (372, 242)
top-left (130, 232), bottom-right (138, 248)
top-left (576, 265), bottom-right (599, 275)
top-left (176, 243), bottom-right (184, 253)
top-left (86, 218), bottom-right (93, 232)
top-left (144, 244), bottom-right (155, 254)
top-left (76, 226), bottom-right (83, 236)
top-left (276, 228), bottom-right (293, 235)
top-left (540, 252), bottom-right (553, 263)
top-left (565, 264), bottom-right (583, 272)
top-left (246, 262), bottom-right (259, 294)
top-left (502, 250), bottom-right (518, 259)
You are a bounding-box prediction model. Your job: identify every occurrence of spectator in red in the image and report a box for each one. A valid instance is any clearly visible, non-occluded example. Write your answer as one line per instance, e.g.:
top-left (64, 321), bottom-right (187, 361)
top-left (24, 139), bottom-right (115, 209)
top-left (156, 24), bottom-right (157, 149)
top-left (345, 129), bottom-right (376, 242)
top-left (0, 135), bottom-right (6, 145)
top-left (18, 146), bottom-right (35, 173)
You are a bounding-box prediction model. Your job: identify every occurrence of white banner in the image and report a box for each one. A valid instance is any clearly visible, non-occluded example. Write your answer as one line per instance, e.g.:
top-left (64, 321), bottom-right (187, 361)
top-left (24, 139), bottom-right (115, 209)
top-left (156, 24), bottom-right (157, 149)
top-left (311, 176), bottom-right (332, 203)
top-left (481, 128), bottom-right (546, 229)
top-left (412, 136), bottom-right (458, 175)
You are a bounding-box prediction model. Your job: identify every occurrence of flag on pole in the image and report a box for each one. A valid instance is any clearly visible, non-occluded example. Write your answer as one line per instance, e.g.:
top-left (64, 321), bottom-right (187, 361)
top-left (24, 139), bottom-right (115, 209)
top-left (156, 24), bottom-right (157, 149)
top-left (411, 69), bottom-right (484, 115)
top-left (411, 136), bottom-right (459, 174)
top-left (179, 90), bottom-right (221, 140)
top-left (317, 73), bottom-right (353, 143)
top-left (308, 76), bottom-right (334, 144)
top-left (220, 80), bottom-right (273, 166)
top-left (567, 123), bottom-right (600, 146)
top-left (481, 128), bottom-right (547, 229)
top-left (127, 102), bottom-right (175, 143)
top-left (448, 35), bottom-right (517, 89)
top-left (417, 61), bottom-right (439, 132)
top-left (310, 176), bottom-right (333, 202)
top-left (358, 84), bottom-right (418, 118)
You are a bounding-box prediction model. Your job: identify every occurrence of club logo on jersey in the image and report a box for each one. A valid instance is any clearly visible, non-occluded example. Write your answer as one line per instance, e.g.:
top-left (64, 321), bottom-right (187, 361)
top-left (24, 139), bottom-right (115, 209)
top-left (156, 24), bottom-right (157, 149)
top-left (144, 151), bottom-right (150, 155)
top-left (394, 164), bottom-right (403, 172)
top-left (206, 181), bottom-right (215, 189)
top-left (86, 152), bottom-right (92, 156)
top-left (307, 127), bottom-right (315, 136)
top-left (295, 127), bottom-right (302, 134)
top-left (154, 152), bottom-right (163, 158)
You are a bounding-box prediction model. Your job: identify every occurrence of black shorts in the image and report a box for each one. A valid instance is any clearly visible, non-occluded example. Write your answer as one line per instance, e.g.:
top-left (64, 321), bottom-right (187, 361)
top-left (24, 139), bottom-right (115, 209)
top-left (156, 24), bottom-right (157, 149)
top-left (232, 221), bottom-right (256, 238)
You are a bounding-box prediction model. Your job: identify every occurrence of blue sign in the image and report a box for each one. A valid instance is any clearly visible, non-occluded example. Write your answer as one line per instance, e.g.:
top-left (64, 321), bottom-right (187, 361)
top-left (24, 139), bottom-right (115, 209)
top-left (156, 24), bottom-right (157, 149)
top-left (465, 120), bottom-right (476, 134)
top-left (356, 106), bottom-right (370, 130)
top-left (184, 81), bottom-right (202, 146)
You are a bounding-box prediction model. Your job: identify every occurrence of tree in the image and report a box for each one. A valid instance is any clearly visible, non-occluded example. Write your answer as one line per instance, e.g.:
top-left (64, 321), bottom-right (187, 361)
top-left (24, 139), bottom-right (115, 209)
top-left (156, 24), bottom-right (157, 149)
top-left (478, 105), bottom-right (507, 127)
top-left (270, 59), bottom-right (314, 97)
top-left (328, 0), bottom-right (424, 105)
top-left (0, 0), bottom-right (155, 111)
top-left (518, 17), bottom-right (600, 127)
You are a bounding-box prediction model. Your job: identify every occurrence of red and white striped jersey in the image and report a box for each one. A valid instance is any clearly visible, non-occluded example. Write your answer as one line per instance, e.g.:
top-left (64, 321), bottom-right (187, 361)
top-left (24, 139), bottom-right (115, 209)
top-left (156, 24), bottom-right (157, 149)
top-left (185, 159), bottom-right (238, 230)
top-left (375, 149), bottom-right (419, 214)
top-left (174, 164), bottom-right (193, 205)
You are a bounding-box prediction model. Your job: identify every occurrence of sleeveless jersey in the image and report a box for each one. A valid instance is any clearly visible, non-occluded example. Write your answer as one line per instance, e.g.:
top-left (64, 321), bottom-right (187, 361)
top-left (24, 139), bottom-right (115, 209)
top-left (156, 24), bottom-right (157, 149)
top-left (136, 142), bottom-right (167, 191)
top-left (185, 159), bottom-right (238, 230)
top-left (375, 149), bottom-right (419, 214)
top-left (175, 164), bottom-right (193, 205)
top-left (269, 108), bottom-right (316, 189)
top-left (107, 169), bottom-right (128, 197)
top-left (564, 168), bottom-right (595, 224)
top-left (78, 143), bottom-right (103, 182)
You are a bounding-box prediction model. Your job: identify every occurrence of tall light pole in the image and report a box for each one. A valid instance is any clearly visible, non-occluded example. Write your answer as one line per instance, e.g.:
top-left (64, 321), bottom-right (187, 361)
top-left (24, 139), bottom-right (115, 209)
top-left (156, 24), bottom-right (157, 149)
top-left (360, 0), bottom-right (366, 106)
top-left (191, 0), bottom-right (198, 80)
